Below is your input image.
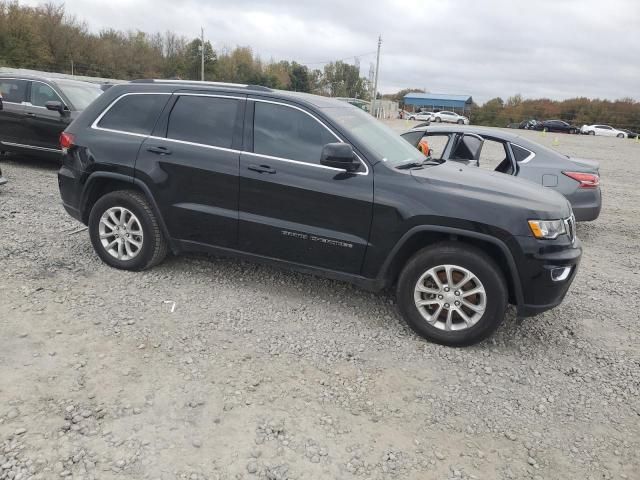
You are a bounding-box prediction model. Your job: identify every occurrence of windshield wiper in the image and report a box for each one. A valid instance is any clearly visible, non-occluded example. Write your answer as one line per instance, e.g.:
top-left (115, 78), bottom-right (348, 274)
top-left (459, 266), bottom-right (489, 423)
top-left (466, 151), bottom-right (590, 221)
top-left (396, 157), bottom-right (443, 170)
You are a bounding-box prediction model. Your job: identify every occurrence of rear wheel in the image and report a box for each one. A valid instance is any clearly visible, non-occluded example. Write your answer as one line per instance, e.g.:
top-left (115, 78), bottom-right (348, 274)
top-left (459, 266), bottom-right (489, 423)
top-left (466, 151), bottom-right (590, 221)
top-left (396, 243), bottom-right (508, 346)
top-left (435, 117), bottom-right (442, 123)
top-left (457, 119), bottom-right (464, 124)
top-left (88, 190), bottom-right (168, 271)
top-left (543, 126), bottom-right (549, 132)
top-left (617, 133), bottom-right (624, 138)
top-left (589, 130), bottom-right (595, 135)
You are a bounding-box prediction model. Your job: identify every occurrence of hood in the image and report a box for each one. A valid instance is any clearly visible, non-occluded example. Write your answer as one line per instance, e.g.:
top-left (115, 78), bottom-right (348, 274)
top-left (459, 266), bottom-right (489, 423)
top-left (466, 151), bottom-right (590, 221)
top-left (567, 157), bottom-right (600, 172)
top-left (409, 162), bottom-right (572, 225)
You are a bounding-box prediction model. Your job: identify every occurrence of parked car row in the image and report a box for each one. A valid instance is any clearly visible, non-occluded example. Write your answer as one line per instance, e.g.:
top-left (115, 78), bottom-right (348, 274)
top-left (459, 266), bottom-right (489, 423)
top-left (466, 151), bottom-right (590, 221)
top-left (406, 110), bottom-right (470, 125)
top-left (515, 117), bottom-right (635, 138)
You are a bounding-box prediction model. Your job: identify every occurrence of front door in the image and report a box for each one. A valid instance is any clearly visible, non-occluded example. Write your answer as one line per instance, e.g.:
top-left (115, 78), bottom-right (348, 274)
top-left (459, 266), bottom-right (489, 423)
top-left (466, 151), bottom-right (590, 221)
top-left (23, 81), bottom-right (69, 151)
top-left (0, 78), bottom-right (28, 148)
top-left (136, 92), bottom-right (244, 248)
top-left (238, 99), bottom-right (373, 275)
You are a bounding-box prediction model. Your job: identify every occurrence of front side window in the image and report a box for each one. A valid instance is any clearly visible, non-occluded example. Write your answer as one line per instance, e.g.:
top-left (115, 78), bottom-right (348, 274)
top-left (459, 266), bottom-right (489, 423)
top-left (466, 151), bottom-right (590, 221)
top-left (97, 94), bottom-right (169, 135)
top-left (0, 79), bottom-right (27, 103)
top-left (56, 80), bottom-right (102, 110)
top-left (253, 102), bottom-right (336, 164)
top-left (30, 82), bottom-right (62, 107)
top-left (167, 95), bottom-right (239, 148)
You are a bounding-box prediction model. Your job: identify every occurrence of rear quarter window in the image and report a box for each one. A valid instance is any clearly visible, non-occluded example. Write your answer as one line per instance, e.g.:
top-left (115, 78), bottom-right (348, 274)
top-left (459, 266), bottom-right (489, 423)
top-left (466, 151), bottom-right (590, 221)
top-left (511, 144), bottom-right (534, 162)
top-left (97, 94), bottom-right (169, 135)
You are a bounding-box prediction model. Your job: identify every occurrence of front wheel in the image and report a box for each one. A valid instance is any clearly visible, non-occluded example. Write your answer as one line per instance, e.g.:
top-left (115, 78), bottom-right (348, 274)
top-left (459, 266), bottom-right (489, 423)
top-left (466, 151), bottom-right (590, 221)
top-left (589, 130), bottom-right (595, 135)
top-left (617, 133), bottom-right (624, 138)
top-left (88, 190), bottom-right (168, 271)
top-left (396, 243), bottom-right (508, 346)
top-left (435, 117), bottom-right (442, 122)
top-left (543, 127), bottom-right (549, 132)
top-left (457, 119), bottom-right (464, 124)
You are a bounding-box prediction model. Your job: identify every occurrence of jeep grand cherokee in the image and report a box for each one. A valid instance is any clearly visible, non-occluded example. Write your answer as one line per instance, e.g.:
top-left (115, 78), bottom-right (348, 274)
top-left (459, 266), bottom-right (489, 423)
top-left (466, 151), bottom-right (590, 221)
top-left (58, 80), bottom-right (582, 346)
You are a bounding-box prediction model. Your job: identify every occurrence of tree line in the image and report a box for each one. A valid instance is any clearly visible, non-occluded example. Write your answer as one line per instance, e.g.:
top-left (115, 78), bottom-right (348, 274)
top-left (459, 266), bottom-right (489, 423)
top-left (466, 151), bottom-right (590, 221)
top-left (0, 1), bottom-right (371, 98)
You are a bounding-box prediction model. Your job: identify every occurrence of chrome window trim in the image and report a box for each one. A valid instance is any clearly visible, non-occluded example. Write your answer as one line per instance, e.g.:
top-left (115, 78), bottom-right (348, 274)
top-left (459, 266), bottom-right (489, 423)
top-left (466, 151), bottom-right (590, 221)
top-left (152, 79), bottom-right (248, 88)
top-left (89, 92), bottom-right (370, 176)
top-left (0, 141), bottom-right (61, 153)
top-left (510, 142), bottom-right (536, 164)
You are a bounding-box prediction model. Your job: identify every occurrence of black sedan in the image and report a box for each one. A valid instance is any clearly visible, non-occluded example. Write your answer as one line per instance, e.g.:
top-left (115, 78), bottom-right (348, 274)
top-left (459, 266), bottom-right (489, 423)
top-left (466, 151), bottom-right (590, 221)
top-left (532, 119), bottom-right (579, 134)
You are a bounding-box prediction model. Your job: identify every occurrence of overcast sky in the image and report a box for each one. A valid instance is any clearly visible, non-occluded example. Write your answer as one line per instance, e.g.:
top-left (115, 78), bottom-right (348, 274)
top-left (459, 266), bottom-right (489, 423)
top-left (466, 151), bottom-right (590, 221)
top-left (23, 0), bottom-right (640, 103)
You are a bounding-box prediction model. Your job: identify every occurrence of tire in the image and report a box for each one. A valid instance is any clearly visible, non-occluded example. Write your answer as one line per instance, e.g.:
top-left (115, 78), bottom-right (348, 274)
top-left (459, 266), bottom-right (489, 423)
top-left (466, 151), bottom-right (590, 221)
top-left (457, 119), bottom-right (464, 124)
top-left (409, 116), bottom-right (415, 120)
top-left (435, 117), bottom-right (442, 122)
top-left (589, 130), bottom-right (595, 135)
top-left (88, 190), bottom-right (168, 271)
top-left (543, 127), bottom-right (549, 132)
top-left (617, 133), bottom-right (624, 138)
top-left (396, 242), bottom-right (508, 347)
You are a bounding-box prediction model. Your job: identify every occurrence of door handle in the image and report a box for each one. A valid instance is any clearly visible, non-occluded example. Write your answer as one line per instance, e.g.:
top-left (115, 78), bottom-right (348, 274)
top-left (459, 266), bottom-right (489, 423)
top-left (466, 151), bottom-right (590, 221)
top-left (146, 145), bottom-right (172, 155)
top-left (26, 112), bottom-right (36, 116)
top-left (248, 164), bottom-right (276, 174)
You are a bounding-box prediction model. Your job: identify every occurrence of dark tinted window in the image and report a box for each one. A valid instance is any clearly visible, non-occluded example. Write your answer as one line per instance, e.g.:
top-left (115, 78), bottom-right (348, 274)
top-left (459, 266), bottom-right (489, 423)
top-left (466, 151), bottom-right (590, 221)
top-left (511, 144), bottom-right (533, 162)
top-left (167, 95), bottom-right (238, 148)
top-left (98, 94), bottom-right (169, 135)
top-left (0, 79), bottom-right (27, 103)
top-left (30, 82), bottom-right (62, 107)
top-left (254, 102), bottom-right (336, 163)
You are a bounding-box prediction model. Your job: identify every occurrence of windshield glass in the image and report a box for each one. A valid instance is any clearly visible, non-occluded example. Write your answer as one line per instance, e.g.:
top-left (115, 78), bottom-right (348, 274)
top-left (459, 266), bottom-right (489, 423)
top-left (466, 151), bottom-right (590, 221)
top-left (56, 80), bottom-right (103, 110)
top-left (323, 106), bottom-right (425, 166)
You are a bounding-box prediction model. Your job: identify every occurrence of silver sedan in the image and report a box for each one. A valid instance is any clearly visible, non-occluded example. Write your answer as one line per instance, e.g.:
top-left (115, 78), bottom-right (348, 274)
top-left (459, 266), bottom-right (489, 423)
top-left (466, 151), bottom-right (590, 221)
top-left (401, 125), bottom-right (601, 221)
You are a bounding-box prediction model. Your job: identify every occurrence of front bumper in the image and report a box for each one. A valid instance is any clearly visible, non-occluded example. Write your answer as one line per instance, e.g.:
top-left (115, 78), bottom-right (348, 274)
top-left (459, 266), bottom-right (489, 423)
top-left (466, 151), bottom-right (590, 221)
top-left (513, 235), bottom-right (582, 318)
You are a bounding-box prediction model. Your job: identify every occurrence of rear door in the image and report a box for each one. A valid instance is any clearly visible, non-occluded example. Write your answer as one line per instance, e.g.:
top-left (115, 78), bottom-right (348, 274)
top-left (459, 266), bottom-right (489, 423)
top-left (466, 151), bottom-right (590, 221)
top-left (136, 92), bottom-right (244, 248)
top-left (238, 98), bottom-right (373, 274)
top-left (0, 78), bottom-right (28, 147)
top-left (23, 80), bottom-right (69, 151)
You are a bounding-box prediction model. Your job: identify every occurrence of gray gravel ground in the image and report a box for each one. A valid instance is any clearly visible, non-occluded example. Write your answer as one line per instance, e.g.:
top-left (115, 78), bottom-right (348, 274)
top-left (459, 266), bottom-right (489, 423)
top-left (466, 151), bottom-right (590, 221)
top-left (1, 125), bottom-right (639, 480)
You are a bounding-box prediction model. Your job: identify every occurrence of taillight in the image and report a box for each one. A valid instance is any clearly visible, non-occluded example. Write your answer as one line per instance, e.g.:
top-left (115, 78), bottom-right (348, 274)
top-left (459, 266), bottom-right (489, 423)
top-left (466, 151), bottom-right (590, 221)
top-left (60, 132), bottom-right (75, 150)
top-left (563, 171), bottom-right (599, 188)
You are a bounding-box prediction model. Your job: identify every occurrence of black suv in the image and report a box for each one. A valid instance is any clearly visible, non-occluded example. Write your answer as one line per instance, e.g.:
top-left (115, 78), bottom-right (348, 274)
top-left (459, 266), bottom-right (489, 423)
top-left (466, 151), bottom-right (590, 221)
top-left (58, 80), bottom-right (582, 346)
top-left (0, 74), bottom-right (103, 159)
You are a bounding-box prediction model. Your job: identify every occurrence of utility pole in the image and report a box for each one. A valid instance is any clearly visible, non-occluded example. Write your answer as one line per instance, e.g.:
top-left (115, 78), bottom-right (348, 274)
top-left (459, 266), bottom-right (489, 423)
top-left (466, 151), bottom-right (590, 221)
top-left (200, 27), bottom-right (205, 81)
top-left (70, 58), bottom-right (74, 76)
top-left (370, 35), bottom-right (382, 118)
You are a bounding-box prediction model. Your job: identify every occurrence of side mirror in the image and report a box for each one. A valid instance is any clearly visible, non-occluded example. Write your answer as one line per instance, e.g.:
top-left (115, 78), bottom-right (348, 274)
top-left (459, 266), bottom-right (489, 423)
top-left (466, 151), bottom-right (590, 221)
top-left (45, 100), bottom-right (65, 114)
top-left (320, 143), bottom-right (359, 172)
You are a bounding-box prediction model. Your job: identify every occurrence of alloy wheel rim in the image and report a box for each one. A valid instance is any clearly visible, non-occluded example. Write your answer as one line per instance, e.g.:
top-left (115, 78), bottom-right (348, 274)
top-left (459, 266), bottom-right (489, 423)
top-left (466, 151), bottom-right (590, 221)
top-left (413, 264), bottom-right (486, 331)
top-left (98, 206), bottom-right (144, 261)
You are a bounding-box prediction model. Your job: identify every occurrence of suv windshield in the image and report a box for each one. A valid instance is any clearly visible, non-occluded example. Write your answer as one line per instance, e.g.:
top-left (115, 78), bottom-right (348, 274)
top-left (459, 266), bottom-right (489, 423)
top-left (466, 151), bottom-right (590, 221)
top-left (56, 80), bottom-right (103, 110)
top-left (323, 106), bottom-right (425, 166)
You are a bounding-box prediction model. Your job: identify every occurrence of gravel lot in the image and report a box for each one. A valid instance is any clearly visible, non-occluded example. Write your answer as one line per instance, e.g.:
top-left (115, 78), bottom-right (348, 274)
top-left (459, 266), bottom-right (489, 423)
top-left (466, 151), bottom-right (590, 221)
top-left (1, 125), bottom-right (639, 480)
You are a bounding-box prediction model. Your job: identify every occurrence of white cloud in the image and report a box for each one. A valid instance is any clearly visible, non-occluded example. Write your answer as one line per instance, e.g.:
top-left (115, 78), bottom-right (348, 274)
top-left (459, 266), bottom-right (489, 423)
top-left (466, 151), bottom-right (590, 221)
top-left (20, 0), bottom-right (640, 103)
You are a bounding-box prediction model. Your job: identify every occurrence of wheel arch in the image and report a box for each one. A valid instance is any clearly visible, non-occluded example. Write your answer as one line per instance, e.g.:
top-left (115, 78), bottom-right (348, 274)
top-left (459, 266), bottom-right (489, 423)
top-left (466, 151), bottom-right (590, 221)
top-left (378, 226), bottom-right (523, 307)
top-left (81, 172), bottom-right (178, 253)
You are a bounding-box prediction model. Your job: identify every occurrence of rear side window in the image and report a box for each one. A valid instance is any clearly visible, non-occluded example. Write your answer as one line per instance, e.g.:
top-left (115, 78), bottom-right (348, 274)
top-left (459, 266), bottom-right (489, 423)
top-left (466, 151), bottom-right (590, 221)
top-left (97, 94), bottom-right (169, 135)
top-left (253, 102), bottom-right (336, 164)
top-left (167, 95), bottom-right (239, 148)
top-left (0, 79), bottom-right (27, 103)
top-left (511, 144), bottom-right (533, 162)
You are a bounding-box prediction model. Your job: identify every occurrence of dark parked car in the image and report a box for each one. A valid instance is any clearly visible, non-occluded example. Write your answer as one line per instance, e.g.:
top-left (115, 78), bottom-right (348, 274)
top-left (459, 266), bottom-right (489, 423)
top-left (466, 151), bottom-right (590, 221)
top-left (518, 119), bottom-right (539, 130)
top-left (621, 129), bottom-right (639, 139)
top-left (0, 74), bottom-right (102, 160)
top-left (532, 119), bottom-right (579, 134)
top-left (401, 125), bottom-right (602, 221)
top-left (58, 80), bottom-right (581, 346)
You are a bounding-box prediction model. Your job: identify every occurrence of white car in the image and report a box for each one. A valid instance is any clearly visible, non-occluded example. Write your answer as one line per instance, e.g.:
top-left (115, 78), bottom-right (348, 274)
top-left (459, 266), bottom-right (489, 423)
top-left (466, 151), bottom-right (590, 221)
top-left (407, 111), bottom-right (433, 121)
top-left (432, 110), bottom-right (470, 125)
top-left (580, 124), bottom-right (627, 138)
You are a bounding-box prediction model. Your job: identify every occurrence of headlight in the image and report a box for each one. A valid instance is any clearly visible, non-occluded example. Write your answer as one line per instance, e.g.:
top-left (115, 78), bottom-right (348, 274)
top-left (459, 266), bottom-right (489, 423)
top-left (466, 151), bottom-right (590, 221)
top-left (528, 219), bottom-right (567, 239)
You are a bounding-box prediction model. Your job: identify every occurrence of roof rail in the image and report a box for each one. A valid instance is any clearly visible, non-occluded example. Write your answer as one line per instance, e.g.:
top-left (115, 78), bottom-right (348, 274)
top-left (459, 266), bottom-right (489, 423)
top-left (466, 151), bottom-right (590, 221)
top-left (130, 79), bottom-right (272, 92)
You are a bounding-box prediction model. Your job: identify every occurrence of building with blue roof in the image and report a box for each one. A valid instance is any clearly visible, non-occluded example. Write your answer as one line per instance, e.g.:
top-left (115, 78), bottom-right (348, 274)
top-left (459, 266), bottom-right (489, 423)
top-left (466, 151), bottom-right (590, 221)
top-left (403, 92), bottom-right (473, 114)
